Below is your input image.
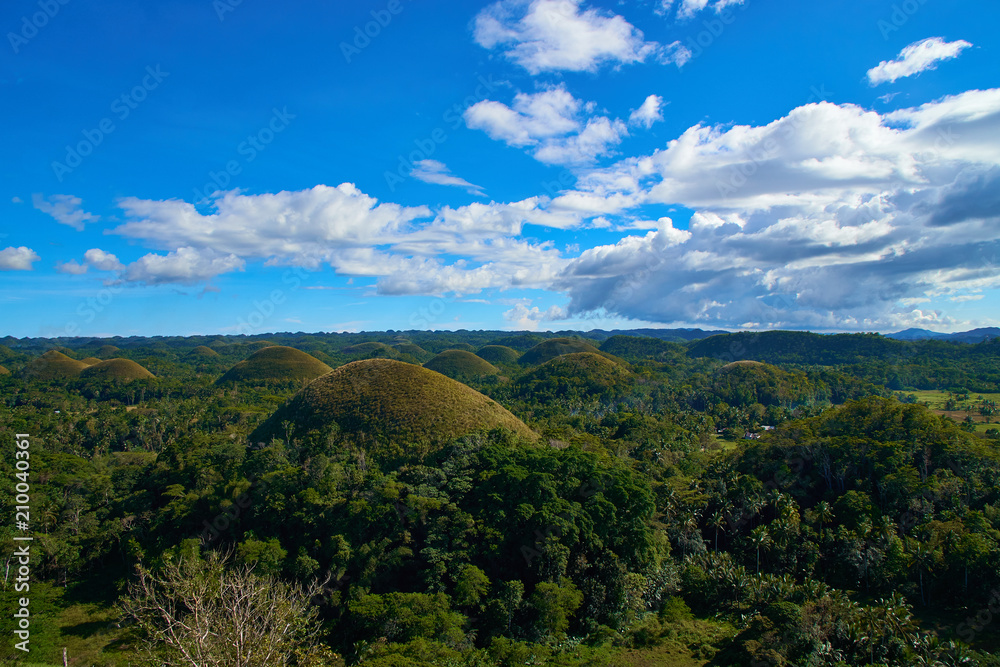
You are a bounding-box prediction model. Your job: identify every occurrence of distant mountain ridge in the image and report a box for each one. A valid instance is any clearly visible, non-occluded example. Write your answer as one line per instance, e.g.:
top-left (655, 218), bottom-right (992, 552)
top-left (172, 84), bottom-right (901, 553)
top-left (886, 327), bottom-right (1000, 343)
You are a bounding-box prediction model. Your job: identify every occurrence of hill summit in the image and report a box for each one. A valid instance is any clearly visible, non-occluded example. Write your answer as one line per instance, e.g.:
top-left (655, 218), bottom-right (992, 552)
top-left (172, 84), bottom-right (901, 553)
top-left (81, 359), bottom-right (156, 381)
top-left (218, 346), bottom-right (333, 384)
top-left (251, 359), bottom-right (535, 448)
top-left (20, 350), bottom-right (88, 380)
top-left (519, 337), bottom-right (611, 365)
top-left (424, 350), bottom-right (499, 381)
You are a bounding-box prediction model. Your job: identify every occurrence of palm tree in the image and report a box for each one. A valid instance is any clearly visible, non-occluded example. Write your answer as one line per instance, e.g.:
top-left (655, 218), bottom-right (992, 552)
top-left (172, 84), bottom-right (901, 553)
top-left (814, 501), bottom-right (834, 539)
top-left (708, 511), bottom-right (727, 553)
top-left (749, 526), bottom-right (771, 573)
top-left (907, 540), bottom-right (939, 606)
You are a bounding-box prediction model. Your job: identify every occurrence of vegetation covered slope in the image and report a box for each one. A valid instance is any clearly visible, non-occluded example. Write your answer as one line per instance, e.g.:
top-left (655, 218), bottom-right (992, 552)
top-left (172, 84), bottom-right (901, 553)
top-left (0, 365), bottom-right (8, 375)
top-left (19, 350), bottom-right (89, 380)
top-left (393, 342), bottom-right (432, 360)
top-left (341, 341), bottom-right (397, 357)
top-left (519, 337), bottom-right (607, 365)
top-left (251, 359), bottom-right (536, 447)
top-left (516, 352), bottom-right (634, 400)
top-left (217, 346), bottom-right (333, 384)
top-left (81, 357), bottom-right (102, 366)
top-left (97, 345), bottom-right (122, 358)
top-left (187, 345), bottom-right (221, 358)
top-left (80, 359), bottom-right (156, 381)
top-left (424, 350), bottom-right (499, 381)
top-left (476, 344), bottom-right (521, 365)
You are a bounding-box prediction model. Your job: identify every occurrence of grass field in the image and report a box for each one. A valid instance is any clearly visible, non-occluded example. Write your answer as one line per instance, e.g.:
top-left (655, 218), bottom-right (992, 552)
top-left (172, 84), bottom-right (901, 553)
top-left (909, 390), bottom-right (1000, 433)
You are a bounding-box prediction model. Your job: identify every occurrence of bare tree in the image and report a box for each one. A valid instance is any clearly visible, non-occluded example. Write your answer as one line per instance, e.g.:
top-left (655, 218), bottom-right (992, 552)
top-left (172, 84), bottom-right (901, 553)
top-left (120, 549), bottom-right (336, 666)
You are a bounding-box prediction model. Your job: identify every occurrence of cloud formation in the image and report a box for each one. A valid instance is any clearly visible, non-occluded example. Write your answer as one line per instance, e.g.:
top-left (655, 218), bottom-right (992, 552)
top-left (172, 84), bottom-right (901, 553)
top-left (474, 0), bottom-right (672, 73)
top-left (32, 194), bottom-right (99, 231)
top-left (410, 160), bottom-right (486, 196)
top-left (555, 89), bottom-right (1000, 329)
top-left (465, 86), bottom-right (629, 165)
top-left (0, 247), bottom-right (40, 271)
top-left (867, 37), bottom-right (973, 86)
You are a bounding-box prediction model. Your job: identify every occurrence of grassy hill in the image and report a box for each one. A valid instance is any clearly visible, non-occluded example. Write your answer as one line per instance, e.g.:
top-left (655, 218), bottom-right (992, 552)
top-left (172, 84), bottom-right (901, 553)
top-left (251, 359), bottom-right (536, 449)
top-left (712, 359), bottom-right (812, 408)
top-left (424, 350), bottom-right (499, 381)
top-left (516, 352), bottom-right (634, 399)
top-left (519, 337), bottom-right (612, 365)
top-left (188, 345), bottom-right (221, 358)
top-left (81, 357), bottom-right (102, 366)
top-left (19, 350), bottom-right (89, 380)
top-left (97, 345), bottom-right (122, 358)
top-left (0, 365), bottom-right (8, 376)
top-left (217, 346), bottom-right (333, 384)
top-left (488, 334), bottom-right (546, 351)
top-left (341, 341), bottom-right (397, 357)
top-left (476, 345), bottom-right (521, 365)
top-left (80, 359), bottom-right (156, 381)
top-left (393, 342), bottom-right (432, 360)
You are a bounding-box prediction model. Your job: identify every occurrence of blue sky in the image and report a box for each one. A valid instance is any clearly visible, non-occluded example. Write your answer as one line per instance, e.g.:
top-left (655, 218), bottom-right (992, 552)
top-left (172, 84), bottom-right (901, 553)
top-left (1, 0), bottom-right (998, 337)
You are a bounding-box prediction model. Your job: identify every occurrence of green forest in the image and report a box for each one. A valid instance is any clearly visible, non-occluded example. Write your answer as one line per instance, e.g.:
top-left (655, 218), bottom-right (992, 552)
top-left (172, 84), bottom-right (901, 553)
top-left (1, 329), bottom-right (999, 666)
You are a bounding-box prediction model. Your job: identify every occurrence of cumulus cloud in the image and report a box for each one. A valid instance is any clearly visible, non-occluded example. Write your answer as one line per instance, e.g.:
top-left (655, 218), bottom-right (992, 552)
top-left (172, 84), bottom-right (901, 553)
top-left (629, 95), bottom-right (665, 129)
top-left (867, 37), bottom-right (973, 86)
top-left (503, 302), bottom-right (569, 329)
top-left (56, 260), bottom-right (88, 275)
top-left (84, 249), bottom-right (125, 271)
top-left (473, 0), bottom-right (664, 73)
top-left (410, 160), bottom-right (486, 196)
top-left (122, 247), bottom-right (246, 286)
top-left (0, 247), bottom-right (40, 271)
top-left (465, 86), bottom-right (628, 165)
top-left (553, 89), bottom-right (1000, 329)
top-left (32, 194), bottom-right (99, 231)
top-left (677, 0), bottom-right (743, 18)
top-left (107, 185), bottom-right (573, 294)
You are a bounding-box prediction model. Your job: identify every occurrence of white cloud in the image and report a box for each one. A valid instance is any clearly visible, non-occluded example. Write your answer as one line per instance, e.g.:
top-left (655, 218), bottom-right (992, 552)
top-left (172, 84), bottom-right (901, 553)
top-left (84, 248), bottom-right (125, 271)
top-left (410, 160), bottom-right (486, 196)
top-left (122, 247), bottom-right (246, 286)
top-left (663, 0), bottom-right (744, 19)
top-left (114, 184), bottom-right (430, 266)
top-left (32, 194), bottom-right (99, 231)
top-left (108, 185), bottom-right (574, 294)
top-left (56, 260), bottom-right (88, 275)
top-left (465, 86), bottom-right (628, 165)
top-left (629, 94), bottom-right (665, 129)
top-left (503, 302), bottom-right (568, 329)
top-left (473, 0), bottom-right (664, 74)
top-left (552, 89), bottom-right (1000, 329)
top-left (867, 37), bottom-right (973, 86)
top-left (0, 247), bottom-right (40, 271)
